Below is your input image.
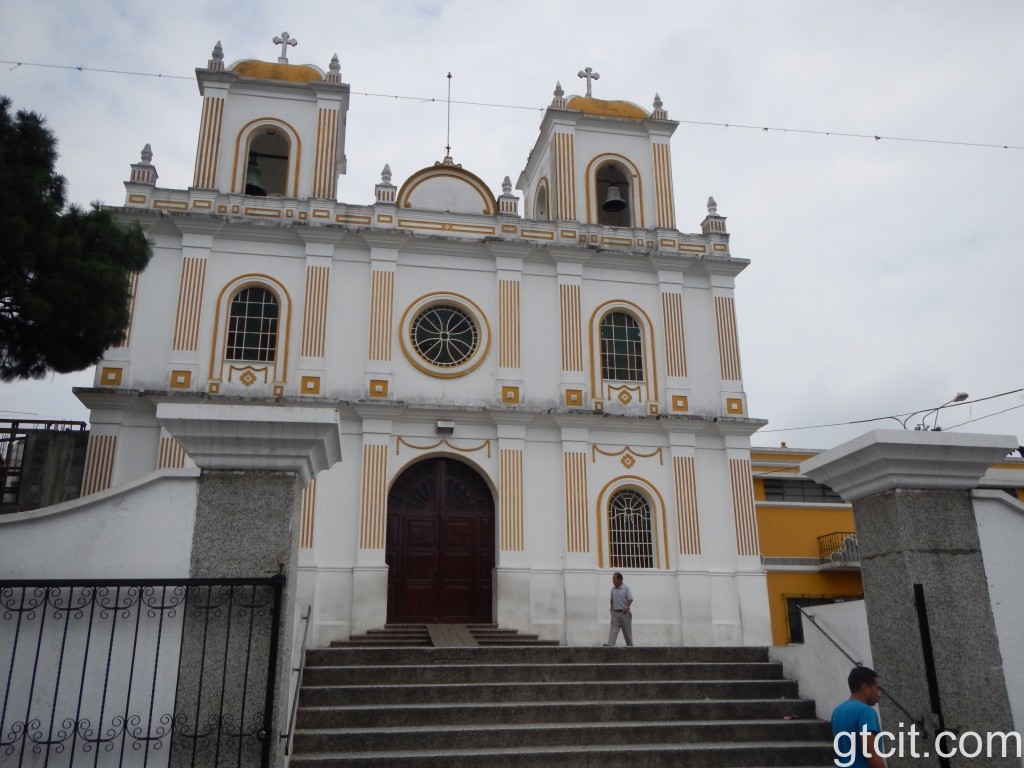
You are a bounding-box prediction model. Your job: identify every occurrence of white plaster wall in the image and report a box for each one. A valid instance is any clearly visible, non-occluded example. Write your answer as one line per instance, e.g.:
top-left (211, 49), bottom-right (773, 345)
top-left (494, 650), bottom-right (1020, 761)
top-left (0, 469), bottom-right (198, 579)
top-left (973, 489), bottom-right (1024, 734)
top-left (770, 599), bottom-right (873, 722)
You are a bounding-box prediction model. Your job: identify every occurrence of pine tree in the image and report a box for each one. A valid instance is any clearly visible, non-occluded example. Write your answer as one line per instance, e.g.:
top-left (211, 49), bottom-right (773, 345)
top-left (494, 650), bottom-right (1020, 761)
top-left (0, 96), bottom-right (151, 380)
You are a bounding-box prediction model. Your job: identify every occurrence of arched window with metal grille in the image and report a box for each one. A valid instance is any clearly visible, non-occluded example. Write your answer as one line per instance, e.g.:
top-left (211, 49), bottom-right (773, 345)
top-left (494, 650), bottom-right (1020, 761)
top-left (226, 286), bottom-right (279, 362)
top-left (600, 311), bottom-right (644, 382)
top-left (608, 488), bottom-right (654, 568)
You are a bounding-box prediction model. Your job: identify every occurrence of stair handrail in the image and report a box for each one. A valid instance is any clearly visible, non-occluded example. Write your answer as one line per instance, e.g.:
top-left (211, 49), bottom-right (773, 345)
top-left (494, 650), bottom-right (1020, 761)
top-left (282, 604), bottom-right (312, 756)
top-left (798, 605), bottom-right (921, 728)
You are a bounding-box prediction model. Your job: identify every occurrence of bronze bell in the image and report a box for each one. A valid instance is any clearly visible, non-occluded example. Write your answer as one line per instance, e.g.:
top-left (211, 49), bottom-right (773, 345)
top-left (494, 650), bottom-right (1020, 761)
top-left (602, 183), bottom-right (626, 212)
top-left (245, 157), bottom-right (267, 196)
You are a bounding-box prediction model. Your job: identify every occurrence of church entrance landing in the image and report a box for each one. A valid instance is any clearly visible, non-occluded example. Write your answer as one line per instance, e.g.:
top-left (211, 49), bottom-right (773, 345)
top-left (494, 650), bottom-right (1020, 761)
top-left (386, 457), bottom-right (494, 624)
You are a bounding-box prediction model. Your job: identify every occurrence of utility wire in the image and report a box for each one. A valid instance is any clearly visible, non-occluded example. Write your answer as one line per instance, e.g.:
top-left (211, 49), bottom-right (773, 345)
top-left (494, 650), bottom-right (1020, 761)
top-left (4, 59), bottom-right (1022, 150)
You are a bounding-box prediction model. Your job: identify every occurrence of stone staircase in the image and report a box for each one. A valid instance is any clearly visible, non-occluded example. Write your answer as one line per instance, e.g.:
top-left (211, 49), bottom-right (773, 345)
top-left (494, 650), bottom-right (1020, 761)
top-left (332, 624), bottom-right (559, 648)
top-left (289, 644), bottom-right (833, 767)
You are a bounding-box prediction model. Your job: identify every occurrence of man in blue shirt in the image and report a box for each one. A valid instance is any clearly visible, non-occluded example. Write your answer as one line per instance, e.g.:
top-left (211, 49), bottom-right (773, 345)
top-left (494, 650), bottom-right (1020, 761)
top-left (832, 666), bottom-right (886, 768)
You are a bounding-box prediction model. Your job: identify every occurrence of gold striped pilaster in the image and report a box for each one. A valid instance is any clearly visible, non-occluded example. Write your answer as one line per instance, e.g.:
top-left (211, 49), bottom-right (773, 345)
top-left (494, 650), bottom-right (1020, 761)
top-left (652, 142), bottom-right (676, 229)
top-left (119, 271), bottom-right (141, 349)
top-left (358, 443), bottom-right (388, 549)
top-left (559, 283), bottom-right (582, 372)
top-left (313, 107), bottom-right (339, 199)
top-left (300, 477), bottom-right (317, 549)
top-left (554, 132), bottom-right (576, 221)
top-left (192, 95), bottom-right (225, 189)
top-left (157, 437), bottom-right (186, 469)
top-left (563, 451), bottom-right (589, 552)
top-left (81, 435), bottom-right (117, 496)
top-left (301, 265), bottom-right (330, 357)
top-left (729, 458), bottom-right (759, 556)
top-left (662, 291), bottom-right (687, 378)
top-left (172, 257), bottom-right (207, 352)
top-left (499, 449), bottom-right (524, 551)
top-left (369, 270), bottom-right (395, 362)
top-left (714, 296), bottom-right (742, 381)
top-left (673, 456), bottom-right (701, 555)
top-left (498, 279), bottom-right (521, 369)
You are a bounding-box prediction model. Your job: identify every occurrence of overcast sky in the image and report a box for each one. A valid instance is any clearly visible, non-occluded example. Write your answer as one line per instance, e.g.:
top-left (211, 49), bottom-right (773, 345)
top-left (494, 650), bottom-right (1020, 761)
top-left (2, 0), bottom-right (1022, 451)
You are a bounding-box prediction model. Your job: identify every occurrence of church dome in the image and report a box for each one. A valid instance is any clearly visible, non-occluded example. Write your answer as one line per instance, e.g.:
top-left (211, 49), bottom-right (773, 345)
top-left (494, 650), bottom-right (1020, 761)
top-left (231, 59), bottom-right (325, 83)
top-left (567, 96), bottom-right (649, 120)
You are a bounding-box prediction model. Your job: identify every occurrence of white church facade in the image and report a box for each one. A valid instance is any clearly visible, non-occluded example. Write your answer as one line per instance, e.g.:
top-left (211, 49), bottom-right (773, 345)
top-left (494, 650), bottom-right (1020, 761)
top-left (77, 39), bottom-right (770, 647)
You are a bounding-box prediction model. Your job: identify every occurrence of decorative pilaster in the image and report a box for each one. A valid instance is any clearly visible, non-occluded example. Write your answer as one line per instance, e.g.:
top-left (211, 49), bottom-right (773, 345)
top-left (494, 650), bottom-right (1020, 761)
top-left (673, 454), bottom-right (700, 555)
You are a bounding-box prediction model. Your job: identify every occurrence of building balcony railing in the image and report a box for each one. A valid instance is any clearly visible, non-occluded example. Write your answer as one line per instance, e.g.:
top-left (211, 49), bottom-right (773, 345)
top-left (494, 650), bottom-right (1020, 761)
top-left (818, 531), bottom-right (860, 570)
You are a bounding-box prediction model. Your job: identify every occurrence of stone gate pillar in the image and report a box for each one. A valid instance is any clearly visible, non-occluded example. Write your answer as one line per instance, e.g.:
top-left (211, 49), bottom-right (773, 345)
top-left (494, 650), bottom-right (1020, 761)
top-left (803, 430), bottom-right (1018, 768)
top-left (157, 403), bottom-right (342, 768)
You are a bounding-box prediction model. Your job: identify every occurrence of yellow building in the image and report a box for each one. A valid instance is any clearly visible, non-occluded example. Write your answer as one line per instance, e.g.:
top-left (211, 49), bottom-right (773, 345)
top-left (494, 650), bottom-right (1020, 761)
top-left (751, 445), bottom-right (1024, 646)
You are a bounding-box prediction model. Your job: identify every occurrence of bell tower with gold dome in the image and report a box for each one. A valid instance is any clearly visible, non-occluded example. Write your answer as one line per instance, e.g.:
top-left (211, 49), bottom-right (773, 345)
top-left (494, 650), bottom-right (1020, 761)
top-left (191, 35), bottom-right (349, 201)
top-left (517, 68), bottom-right (676, 229)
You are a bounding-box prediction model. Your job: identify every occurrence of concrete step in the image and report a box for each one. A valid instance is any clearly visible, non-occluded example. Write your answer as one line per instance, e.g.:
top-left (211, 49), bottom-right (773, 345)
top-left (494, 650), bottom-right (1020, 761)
top-left (288, 741), bottom-right (834, 767)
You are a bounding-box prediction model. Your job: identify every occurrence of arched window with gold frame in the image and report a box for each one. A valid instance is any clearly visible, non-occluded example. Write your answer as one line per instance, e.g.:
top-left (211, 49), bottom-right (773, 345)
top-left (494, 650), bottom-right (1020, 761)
top-left (226, 286), bottom-right (279, 362)
top-left (596, 476), bottom-right (669, 570)
top-left (589, 301), bottom-right (658, 409)
top-left (233, 119), bottom-right (301, 198)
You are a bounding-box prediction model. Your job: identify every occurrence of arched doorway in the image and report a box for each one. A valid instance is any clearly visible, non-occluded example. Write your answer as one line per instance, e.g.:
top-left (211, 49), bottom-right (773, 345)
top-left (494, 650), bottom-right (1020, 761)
top-left (386, 457), bottom-right (495, 623)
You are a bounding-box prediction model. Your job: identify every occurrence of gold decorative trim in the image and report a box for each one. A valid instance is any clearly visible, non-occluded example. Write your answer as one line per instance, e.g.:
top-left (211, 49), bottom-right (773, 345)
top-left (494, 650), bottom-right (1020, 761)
top-left (554, 132), bottom-right (576, 220)
top-left (191, 199), bottom-right (213, 210)
top-left (302, 265), bottom-right (330, 358)
top-left (559, 230), bottom-right (577, 239)
top-left (674, 455), bottom-right (700, 555)
top-left (588, 299), bottom-right (659, 404)
top-left (559, 283), bottom-right (582, 372)
top-left (298, 211), bottom-right (307, 220)
top-left (398, 292), bottom-right (491, 378)
top-left (127, 194), bottom-right (148, 204)
top-left (301, 376), bottom-right (321, 395)
top-left (648, 403), bottom-right (659, 416)
top-left (100, 367), bottom-right (123, 386)
top-left (564, 451), bottom-right (589, 553)
top-left (679, 244), bottom-right (707, 254)
top-left (659, 238), bottom-right (677, 248)
top-left (730, 458), bottom-right (759, 556)
top-left (193, 95), bottom-right (224, 189)
top-left (208, 382), bottom-right (220, 394)
top-left (662, 292), bottom-right (687, 378)
top-left (157, 436), bottom-right (187, 470)
top-left (377, 214), bottom-right (395, 224)
top-left (583, 153), bottom-right (645, 228)
top-left (498, 279), bottom-right (521, 369)
top-left (300, 477), bottom-right (316, 549)
top-left (369, 270), bottom-right (395, 362)
top-left (358, 443), bottom-right (388, 549)
top-left (499, 449), bottom-right (524, 551)
top-left (312, 209), bottom-right (330, 219)
top-left (652, 141), bottom-right (676, 229)
top-left (369, 379), bottom-right (389, 398)
top-left (244, 207), bottom-right (282, 218)
top-left (592, 445), bottom-right (663, 465)
top-left (228, 365), bottom-right (269, 386)
top-left (501, 385), bottom-right (520, 404)
top-left (395, 218), bottom-right (496, 236)
top-left (172, 257), bottom-right (207, 352)
top-left (713, 243), bottom-right (729, 252)
top-left (726, 397), bottom-right (744, 415)
top-left (335, 213), bottom-right (372, 225)
top-left (600, 236), bottom-right (632, 247)
top-left (169, 370), bottom-right (192, 389)
top-left (715, 296), bottom-right (742, 381)
top-left (119, 271), bottom-right (140, 349)
top-left (208, 274), bottom-right (292, 385)
top-left (501, 224), bottom-right (517, 234)
top-left (152, 199), bottom-right (188, 211)
top-left (564, 389), bottom-right (583, 407)
top-left (671, 395), bottom-right (689, 412)
top-left (396, 165), bottom-right (498, 215)
top-left (81, 435), bottom-right (117, 496)
top-left (395, 437), bottom-right (492, 459)
top-left (520, 228), bottom-right (555, 241)
top-left (217, 205), bottom-right (228, 214)
top-left (313, 107), bottom-right (339, 199)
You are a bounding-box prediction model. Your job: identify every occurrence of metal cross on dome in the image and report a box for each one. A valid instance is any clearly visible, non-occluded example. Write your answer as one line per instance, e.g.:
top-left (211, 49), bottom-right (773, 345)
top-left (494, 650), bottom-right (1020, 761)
top-left (578, 67), bottom-right (600, 97)
top-left (273, 32), bottom-right (298, 63)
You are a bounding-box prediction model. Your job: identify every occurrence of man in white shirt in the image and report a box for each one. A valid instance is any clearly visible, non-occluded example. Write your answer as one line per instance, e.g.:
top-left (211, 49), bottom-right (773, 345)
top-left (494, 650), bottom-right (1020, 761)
top-left (606, 572), bottom-right (634, 646)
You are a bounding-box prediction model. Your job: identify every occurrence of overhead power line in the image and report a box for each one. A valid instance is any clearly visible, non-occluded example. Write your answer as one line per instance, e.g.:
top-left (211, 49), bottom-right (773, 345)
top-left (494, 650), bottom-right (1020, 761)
top-left (4, 59), bottom-right (1023, 151)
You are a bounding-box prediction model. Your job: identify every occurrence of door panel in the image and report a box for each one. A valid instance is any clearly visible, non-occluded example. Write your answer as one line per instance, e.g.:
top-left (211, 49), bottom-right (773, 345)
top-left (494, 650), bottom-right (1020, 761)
top-left (386, 458), bottom-right (495, 623)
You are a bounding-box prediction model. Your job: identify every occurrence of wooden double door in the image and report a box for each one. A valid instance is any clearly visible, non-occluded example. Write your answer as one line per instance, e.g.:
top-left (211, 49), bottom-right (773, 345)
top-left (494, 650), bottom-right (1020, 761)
top-left (386, 458), bottom-right (495, 623)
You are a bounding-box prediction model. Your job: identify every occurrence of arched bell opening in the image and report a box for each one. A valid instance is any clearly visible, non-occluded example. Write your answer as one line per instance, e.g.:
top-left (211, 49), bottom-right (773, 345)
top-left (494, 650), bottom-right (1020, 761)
top-left (245, 128), bottom-right (291, 196)
top-left (595, 161), bottom-right (632, 227)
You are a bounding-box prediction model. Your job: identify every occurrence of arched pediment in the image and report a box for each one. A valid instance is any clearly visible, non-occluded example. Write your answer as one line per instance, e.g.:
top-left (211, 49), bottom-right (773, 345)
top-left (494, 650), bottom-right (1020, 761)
top-left (396, 160), bottom-right (497, 215)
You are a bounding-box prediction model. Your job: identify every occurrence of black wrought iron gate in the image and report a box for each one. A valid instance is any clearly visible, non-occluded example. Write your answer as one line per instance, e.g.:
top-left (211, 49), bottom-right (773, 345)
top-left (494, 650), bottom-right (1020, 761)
top-left (1, 577), bottom-right (284, 768)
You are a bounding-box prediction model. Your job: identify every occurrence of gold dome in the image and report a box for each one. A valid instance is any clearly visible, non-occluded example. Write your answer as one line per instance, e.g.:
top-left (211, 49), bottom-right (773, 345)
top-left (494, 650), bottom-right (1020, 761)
top-left (231, 60), bottom-right (324, 83)
top-left (566, 96), bottom-right (649, 120)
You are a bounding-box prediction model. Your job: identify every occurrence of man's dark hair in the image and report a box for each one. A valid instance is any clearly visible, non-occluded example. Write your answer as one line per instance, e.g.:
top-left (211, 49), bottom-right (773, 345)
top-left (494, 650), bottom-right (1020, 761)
top-left (613, 572), bottom-right (623, 580)
top-left (848, 666), bottom-right (879, 693)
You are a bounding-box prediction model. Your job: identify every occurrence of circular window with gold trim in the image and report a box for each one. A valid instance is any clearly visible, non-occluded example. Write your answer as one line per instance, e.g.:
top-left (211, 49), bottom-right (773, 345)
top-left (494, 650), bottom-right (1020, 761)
top-left (400, 293), bottom-right (490, 377)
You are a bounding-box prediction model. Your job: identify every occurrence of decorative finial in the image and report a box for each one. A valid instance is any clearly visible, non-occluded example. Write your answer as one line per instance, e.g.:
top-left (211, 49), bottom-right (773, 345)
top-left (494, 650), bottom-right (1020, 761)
top-left (208, 41), bottom-right (224, 70)
top-left (653, 93), bottom-right (663, 110)
top-left (707, 196), bottom-right (718, 215)
top-left (502, 176), bottom-right (512, 195)
top-left (326, 53), bottom-right (341, 83)
top-left (330, 54), bottom-right (340, 73)
top-left (577, 67), bottom-right (600, 97)
top-left (553, 81), bottom-right (564, 100)
top-left (140, 144), bottom-right (153, 164)
top-left (381, 164), bottom-right (392, 184)
top-left (273, 32), bottom-right (298, 63)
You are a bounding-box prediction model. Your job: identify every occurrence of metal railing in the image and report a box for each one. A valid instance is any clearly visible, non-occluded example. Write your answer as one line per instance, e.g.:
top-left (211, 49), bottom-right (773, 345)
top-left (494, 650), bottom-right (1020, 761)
top-left (282, 605), bottom-right (311, 757)
top-left (817, 531), bottom-right (860, 567)
top-left (1, 576), bottom-right (283, 767)
top-left (0, 420), bottom-right (87, 507)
